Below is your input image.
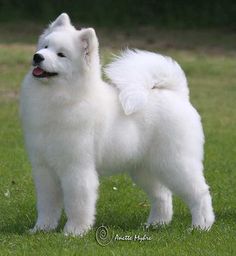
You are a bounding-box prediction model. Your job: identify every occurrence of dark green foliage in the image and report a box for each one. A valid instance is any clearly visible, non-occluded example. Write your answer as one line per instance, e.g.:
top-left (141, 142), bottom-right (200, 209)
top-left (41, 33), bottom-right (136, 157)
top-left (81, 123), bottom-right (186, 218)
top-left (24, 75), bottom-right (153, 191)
top-left (0, 0), bottom-right (236, 28)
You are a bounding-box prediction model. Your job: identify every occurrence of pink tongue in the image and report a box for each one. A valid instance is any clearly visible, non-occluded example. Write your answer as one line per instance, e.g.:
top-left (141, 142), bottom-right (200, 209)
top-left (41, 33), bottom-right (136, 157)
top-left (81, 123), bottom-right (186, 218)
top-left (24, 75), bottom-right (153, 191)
top-left (33, 67), bottom-right (44, 76)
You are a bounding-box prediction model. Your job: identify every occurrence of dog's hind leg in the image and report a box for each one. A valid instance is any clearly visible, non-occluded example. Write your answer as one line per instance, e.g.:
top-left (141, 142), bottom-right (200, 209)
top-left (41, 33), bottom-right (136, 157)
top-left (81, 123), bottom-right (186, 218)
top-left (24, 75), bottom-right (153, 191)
top-left (155, 159), bottom-right (215, 230)
top-left (130, 169), bottom-right (173, 226)
top-left (147, 183), bottom-right (173, 226)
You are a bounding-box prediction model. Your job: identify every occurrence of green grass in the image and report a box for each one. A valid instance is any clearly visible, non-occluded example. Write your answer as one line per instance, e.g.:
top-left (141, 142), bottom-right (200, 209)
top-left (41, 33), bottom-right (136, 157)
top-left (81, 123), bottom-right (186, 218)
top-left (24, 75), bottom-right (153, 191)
top-left (0, 27), bottom-right (236, 255)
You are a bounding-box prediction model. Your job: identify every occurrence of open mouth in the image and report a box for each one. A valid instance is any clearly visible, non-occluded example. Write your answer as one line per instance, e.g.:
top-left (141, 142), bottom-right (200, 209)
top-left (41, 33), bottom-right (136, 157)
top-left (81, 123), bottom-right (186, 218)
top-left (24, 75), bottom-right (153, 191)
top-left (32, 67), bottom-right (58, 78)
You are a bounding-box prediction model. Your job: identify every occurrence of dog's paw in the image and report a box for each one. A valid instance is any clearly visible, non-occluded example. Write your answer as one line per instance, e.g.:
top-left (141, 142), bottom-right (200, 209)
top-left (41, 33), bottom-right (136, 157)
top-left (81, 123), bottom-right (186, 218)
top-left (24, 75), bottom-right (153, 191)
top-left (147, 213), bottom-right (172, 228)
top-left (29, 221), bottom-right (58, 234)
top-left (63, 221), bottom-right (90, 237)
top-left (145, 220), bottom-right (170, 230)
top-left (28, 226), bottom-right (38, 234)
top-left (191, 194), bottom-right (215, 231)
top-left (191, 214), bottom-right (215, 231)
top-left (28, 226), bottom-right (48, 234)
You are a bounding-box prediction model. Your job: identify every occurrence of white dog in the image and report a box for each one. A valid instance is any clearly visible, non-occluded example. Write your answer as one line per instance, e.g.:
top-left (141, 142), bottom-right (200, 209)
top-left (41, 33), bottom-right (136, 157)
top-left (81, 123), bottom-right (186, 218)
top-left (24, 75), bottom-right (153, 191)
top-left (20, 13), bottom-right (215, 236)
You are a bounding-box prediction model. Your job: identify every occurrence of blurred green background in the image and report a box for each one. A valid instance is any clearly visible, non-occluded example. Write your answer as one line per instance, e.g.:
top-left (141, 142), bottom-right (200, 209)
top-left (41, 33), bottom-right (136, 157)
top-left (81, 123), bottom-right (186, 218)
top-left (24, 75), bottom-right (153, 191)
top-left (0, 0), bottom-right (236, 28)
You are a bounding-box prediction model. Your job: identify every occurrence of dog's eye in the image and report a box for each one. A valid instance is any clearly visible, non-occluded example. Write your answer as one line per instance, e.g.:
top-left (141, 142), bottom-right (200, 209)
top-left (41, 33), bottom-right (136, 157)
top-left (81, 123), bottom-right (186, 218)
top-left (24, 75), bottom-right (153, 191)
top-left (57, 52), bottom-right (66, 58)
top-left (44, 46), bottom-right (48, 49)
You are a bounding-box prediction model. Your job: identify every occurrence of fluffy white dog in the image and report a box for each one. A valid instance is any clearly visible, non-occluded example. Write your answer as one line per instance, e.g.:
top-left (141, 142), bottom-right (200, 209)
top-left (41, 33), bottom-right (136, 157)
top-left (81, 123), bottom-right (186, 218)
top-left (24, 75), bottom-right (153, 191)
top-left (20, 13), bottom-right (215, 236)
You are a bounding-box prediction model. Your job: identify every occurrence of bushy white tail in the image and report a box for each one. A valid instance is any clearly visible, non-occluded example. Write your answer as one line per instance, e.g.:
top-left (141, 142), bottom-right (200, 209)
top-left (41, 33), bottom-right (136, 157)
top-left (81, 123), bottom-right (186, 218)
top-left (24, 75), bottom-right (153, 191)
top-left (104, 49), bottom-right (189, 115)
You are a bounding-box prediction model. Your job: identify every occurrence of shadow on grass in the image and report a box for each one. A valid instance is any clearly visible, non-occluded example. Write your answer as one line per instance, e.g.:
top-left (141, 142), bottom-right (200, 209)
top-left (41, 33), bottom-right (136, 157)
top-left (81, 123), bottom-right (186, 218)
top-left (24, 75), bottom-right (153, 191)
top-left (95, 208), bottom-right (191, 232)
top-left (2, 210), bottom-right (232, 236)
top-left (1, 195), bottom-right (234, 235)
top-left (0, 220), bottom-right (33, 235)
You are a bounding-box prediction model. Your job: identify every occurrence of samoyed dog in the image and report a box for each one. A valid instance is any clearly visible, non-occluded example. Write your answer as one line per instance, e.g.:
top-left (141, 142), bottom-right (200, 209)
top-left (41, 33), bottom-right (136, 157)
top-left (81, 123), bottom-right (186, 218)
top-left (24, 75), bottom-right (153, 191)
top-left (20, 13), bottom-right (215, 236)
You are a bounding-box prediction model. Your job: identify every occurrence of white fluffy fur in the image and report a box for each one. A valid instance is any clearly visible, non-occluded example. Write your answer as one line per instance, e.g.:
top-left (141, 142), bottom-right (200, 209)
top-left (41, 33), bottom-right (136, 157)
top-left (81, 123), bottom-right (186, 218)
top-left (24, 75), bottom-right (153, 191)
top-left (105, 49), bottom-right (189, 115)
top-left (20, 13), bottom-right (215, 236)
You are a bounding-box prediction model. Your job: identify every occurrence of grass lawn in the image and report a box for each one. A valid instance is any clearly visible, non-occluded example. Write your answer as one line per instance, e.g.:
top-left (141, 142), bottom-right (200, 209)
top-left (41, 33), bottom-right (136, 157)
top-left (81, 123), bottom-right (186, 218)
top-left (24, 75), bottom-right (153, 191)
top-left (0, 24), bottom-right (235, 255)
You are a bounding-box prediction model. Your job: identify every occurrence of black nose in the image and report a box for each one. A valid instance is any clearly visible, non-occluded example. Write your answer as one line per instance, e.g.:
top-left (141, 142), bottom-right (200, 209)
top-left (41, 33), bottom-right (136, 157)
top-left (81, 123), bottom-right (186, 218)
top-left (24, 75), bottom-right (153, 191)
top-left (33, 53), bottom-right (45, 64)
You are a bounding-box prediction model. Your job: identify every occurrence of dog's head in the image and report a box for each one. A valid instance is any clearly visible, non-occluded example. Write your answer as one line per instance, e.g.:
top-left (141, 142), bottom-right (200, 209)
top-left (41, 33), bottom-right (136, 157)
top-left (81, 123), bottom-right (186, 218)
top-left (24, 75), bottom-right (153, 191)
top-left (32, 13), bottom-right (100, 84)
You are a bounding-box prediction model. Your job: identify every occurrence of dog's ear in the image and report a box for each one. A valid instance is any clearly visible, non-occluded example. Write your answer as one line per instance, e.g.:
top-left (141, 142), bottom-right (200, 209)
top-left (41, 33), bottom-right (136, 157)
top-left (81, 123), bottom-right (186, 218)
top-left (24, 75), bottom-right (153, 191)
top-left (50, 13), bottom-right (71, 29)
top-left (38, 13), bottom-right (71, 50)
top-left (79, 28), bottom-right (99, 64)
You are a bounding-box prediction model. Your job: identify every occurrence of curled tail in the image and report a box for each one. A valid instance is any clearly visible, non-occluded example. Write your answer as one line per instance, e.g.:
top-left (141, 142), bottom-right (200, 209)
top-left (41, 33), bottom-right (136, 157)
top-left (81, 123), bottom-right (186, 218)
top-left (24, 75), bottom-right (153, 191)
top-left (104, 49), bottom-right (189, 115)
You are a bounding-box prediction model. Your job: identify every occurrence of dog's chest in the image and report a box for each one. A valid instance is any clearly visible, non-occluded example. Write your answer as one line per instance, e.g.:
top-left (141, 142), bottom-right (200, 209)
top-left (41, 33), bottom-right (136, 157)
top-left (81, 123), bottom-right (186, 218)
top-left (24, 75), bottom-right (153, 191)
top-left (22, 90), bottom-right (96, 167)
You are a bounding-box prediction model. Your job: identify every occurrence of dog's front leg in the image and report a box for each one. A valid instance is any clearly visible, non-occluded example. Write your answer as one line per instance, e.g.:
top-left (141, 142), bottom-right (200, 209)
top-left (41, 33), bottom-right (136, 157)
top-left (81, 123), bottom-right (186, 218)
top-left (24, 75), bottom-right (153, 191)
top-left (61, 164), bottom-right (99, 236)
top-left (30, 165), bottom-right (63, 233)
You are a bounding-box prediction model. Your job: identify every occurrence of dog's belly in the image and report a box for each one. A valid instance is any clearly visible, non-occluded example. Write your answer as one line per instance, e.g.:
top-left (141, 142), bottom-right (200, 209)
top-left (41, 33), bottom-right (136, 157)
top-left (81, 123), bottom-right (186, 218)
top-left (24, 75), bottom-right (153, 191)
top-left (96, 118), bottom-right (147, 175)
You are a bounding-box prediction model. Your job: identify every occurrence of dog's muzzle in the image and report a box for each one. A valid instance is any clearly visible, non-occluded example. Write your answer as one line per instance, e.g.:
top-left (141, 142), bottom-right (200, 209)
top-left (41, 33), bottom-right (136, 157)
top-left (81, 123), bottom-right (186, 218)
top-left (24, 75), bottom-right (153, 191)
top-left (32, 53), bottom-right (58, 78)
